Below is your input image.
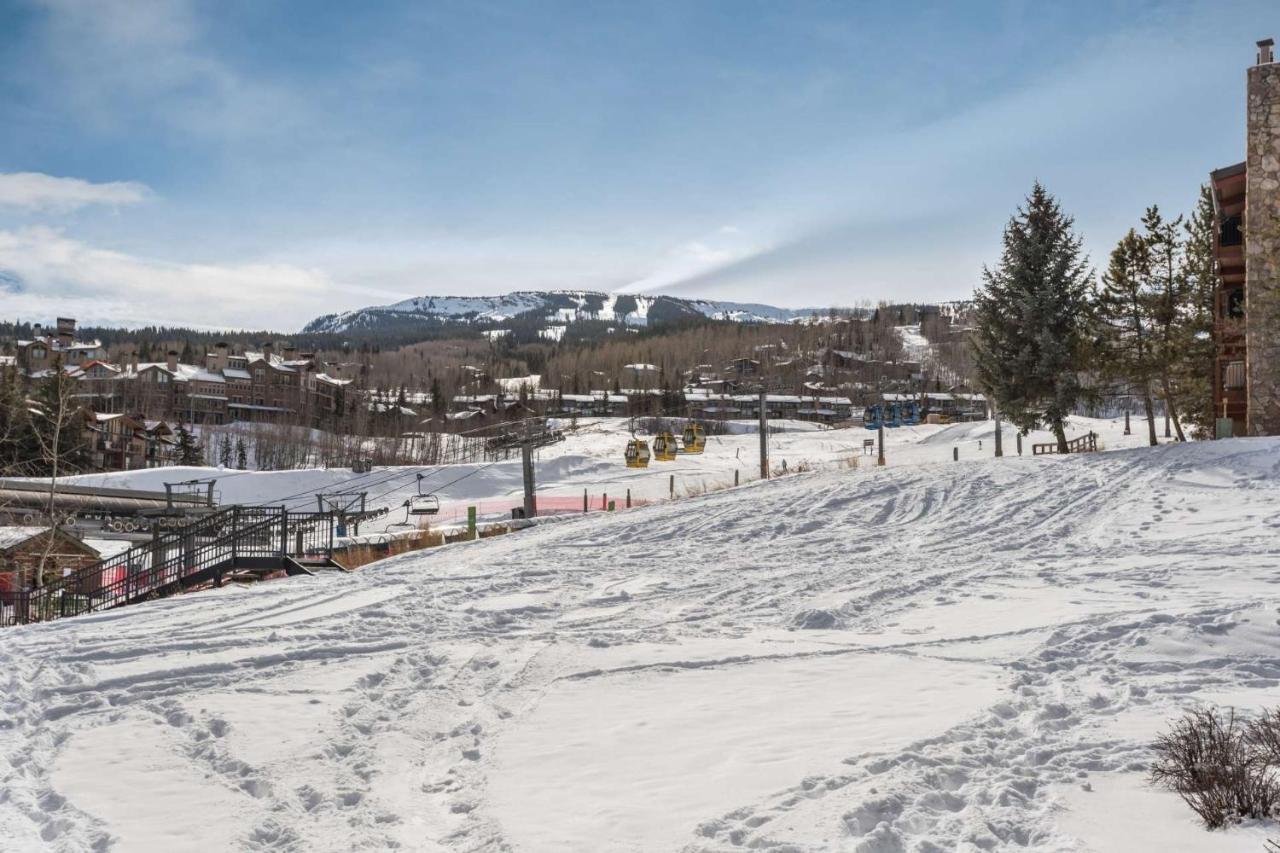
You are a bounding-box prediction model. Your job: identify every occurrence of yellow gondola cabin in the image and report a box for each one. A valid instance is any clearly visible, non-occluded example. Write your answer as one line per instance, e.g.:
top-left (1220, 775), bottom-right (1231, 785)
top-left (681, 423), bottom-right (706, 454)
top-left (624, 439), bottom-right (651, 468)
top-left (652, 432), bottom-right (678, 461)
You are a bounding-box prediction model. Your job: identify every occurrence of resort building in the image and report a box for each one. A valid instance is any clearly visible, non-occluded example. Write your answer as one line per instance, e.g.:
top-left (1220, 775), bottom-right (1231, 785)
top-left (1211, 38), bottom-right (1280, 436)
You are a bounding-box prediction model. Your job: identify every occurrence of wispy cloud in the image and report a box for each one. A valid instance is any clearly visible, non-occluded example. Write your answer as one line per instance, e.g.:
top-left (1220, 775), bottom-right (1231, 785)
top-left (30, 0), bottom-right (308, 140)
top-left (0, 226), bottom-right (401, 330)
top-left (0, 172), bottom-right (151, 213)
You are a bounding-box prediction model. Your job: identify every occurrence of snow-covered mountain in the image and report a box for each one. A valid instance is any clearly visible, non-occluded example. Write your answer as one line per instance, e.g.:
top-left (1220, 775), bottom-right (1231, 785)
top-left (303, 290), bottom-right (825, 334)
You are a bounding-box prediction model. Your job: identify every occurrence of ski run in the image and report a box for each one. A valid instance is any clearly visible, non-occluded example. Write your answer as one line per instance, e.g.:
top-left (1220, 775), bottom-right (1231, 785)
top-left (2, 420), bottom-right (1279, 852)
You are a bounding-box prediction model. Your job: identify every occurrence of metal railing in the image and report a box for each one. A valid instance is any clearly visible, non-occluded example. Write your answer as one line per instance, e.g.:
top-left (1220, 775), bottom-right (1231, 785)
top-left (0, 506), bottom-right (335, 627)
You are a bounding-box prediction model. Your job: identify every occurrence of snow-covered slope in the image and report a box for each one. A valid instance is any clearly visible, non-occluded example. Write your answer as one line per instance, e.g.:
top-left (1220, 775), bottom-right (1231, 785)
top-left (3, 435), bottom-right (1279, 851)
top-left (303, 289), bottom-right (825, 334)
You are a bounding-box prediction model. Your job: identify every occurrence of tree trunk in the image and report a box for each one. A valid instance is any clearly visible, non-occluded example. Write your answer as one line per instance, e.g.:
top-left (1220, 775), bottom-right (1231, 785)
top-left (1053, 418), bottom-right (1069, 454)
top-left (1142, 386), bottom-right (1158, 447)
top-left (1160, 373), bottom-right (1187, 442)
top-left (994, 409), bottom-right (1004, 457)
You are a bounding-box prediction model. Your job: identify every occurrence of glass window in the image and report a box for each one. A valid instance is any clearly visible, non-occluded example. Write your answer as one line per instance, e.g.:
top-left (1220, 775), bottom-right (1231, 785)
top-left (1226, 287), bottom-right (1245, 319)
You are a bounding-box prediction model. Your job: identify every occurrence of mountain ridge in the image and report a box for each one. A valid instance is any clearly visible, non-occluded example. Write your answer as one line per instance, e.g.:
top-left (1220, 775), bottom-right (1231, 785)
top-left (303, 289), bottom-right (832, 335)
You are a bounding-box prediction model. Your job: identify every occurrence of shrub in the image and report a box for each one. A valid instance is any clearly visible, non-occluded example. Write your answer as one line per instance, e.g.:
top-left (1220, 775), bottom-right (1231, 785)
top-left (1150, 707), bottom-right (1280, 828)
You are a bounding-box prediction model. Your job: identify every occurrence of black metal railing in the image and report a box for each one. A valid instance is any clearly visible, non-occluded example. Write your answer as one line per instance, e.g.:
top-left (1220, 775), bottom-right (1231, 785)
top-left (0, 506), bottom-right (335, 627)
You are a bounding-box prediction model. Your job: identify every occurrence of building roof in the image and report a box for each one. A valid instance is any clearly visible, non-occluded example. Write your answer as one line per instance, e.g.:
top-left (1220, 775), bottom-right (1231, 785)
top-left (0, 526), bottom-right (100, 556)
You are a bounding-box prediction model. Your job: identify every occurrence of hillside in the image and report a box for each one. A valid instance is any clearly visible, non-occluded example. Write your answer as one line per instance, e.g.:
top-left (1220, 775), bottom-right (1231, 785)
top-left (2, 430), bottom-right (1278, 851)
top-left (303, 290), bottom-right (828, 335)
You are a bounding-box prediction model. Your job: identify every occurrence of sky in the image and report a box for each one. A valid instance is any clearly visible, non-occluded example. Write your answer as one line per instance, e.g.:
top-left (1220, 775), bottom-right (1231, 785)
top-left (0, 0), bottom-right (1275, 331)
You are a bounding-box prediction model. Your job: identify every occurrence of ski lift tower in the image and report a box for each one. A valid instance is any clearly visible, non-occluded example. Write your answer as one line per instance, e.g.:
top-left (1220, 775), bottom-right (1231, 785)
top-left (317, 491), bottom-right (368, 537)
top-left (140, 478), bottom-right (219, 527)
top-left (511, 417), bottom-right (565, 519)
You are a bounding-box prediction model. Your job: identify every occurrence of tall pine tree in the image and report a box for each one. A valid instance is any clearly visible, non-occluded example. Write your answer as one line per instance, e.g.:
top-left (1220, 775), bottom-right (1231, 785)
top-left (1174, 185), bottom-right (1219, 437)
top-left (174, 422), bottom-right (204, 466)
top-left (1095, 229), bottom-right (1160, 446)
top-left (973, 183), bottom-right (1094, 452)
top-left (1142, 206), bottom-right (1189, 441)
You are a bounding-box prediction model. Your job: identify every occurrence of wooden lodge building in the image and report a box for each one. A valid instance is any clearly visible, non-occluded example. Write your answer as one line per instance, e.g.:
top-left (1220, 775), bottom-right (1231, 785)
top-left (1211, 38), bottom-right (1280, 437)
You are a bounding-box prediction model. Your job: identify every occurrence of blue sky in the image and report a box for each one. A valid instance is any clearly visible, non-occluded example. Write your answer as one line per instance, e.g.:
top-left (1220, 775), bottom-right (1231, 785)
top-left (0, 0), bottom-right (1274, 329)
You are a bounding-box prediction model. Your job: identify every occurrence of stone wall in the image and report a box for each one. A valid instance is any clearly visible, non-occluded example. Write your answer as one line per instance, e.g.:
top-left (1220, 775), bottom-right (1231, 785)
top-left (1246, 61), bottom-right (1280, 435)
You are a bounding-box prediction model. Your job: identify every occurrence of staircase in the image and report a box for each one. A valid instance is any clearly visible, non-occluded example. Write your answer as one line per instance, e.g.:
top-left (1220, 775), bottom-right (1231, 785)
top-left (1, 506), bottom-right (340, 627)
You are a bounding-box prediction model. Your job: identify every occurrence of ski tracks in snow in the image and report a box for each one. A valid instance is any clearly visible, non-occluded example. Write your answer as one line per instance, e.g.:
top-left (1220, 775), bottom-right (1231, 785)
top-left (3, 440), bottom-right (1280, 850)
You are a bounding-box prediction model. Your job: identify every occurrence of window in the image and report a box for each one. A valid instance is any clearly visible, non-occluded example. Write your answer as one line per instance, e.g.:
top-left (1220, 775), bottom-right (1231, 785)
top-left (1225, 361), bottom-right (1246, 390)
top-left (1226, 287), bottom-right (1245, 319)
top-left (1220, 215), bottom-right (1243, 248)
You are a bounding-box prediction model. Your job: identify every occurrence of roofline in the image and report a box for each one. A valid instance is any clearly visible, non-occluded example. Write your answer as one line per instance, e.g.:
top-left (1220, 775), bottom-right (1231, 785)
top-left (1210, 161), bottom-right (1247, 182)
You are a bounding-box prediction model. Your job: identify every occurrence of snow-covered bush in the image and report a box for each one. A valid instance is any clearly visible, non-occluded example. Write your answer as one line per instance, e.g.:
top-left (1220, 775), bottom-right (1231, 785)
top-left (1150, 707), bottom-right (1280, 828)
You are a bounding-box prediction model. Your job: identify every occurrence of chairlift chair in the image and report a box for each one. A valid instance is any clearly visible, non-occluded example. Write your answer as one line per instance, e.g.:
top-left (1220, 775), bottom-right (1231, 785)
top-left (652, 431), bottom-right (678, 462)
top-left (624, 439), bottom-right (651, 468)
top-left (408, 473), bottom-right (440, 516)
top-left (388, 502), bottom-right (418, 529)
top-left (680, 423), bottom-right (706, 454)
top-left (863, 404), bottom-right (882, 431)
top-left (884, 402), bottom-right (902, 428)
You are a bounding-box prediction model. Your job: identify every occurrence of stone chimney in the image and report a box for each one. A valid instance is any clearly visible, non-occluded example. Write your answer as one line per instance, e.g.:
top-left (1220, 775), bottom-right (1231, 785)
top-left (32, 322), bottom-right (42, 340)
top-left (210, 341), bottom-right (229, 372)
top-left (262, 341), bottom-right (274, 363)
top-left (283, 344), bottom-right (297, 362)
top-left (166, 350), bottom-right (179, 372)
top-left (56, 317), bottom-right (75, 349)
top-left (1246, 36), bottom-right (1280, 434)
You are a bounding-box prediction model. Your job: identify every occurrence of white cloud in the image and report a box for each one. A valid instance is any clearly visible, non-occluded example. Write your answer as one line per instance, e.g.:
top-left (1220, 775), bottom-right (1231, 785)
top-left (0, 172), bottom-right (151, 213)
top-left (0, 227), bottom-right (395, 330)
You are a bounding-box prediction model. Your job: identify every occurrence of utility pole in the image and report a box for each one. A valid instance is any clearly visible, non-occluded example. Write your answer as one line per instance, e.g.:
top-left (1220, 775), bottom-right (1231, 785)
top-left (876, 373), bottom-right (886, 466)
top-left (758, 389), bottom-right (769, 480)
top-left (521, 443), bottom-right (537, 518)
top-left (994, 407), bottom-right (1004, 457)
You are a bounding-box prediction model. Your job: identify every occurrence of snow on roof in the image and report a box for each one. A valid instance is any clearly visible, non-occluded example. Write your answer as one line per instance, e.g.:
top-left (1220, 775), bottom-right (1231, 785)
top-left (222, 368), bottom-right (252, 380)
top-left (497, 375), bottom-right (541, 392)
top-left (0, 526), bottom-right (95, 553)
top-left (173, 365), bottom-right (226, 384)
top-left (227, 403), bottom-right (292, 412)
top-left (624, 363), bottom-right (658, 371)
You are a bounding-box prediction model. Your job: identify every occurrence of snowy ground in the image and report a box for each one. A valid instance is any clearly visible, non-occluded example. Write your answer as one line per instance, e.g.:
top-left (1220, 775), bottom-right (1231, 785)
top-left (5, 424), bottom-right (1279, 851)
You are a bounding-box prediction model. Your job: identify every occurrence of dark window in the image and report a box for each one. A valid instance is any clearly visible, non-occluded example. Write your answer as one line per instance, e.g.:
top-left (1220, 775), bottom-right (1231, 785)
top-left (1227, 287), bottom-right (1245, 319)
top-left (1220, 215), bottom-right (1243, 247)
